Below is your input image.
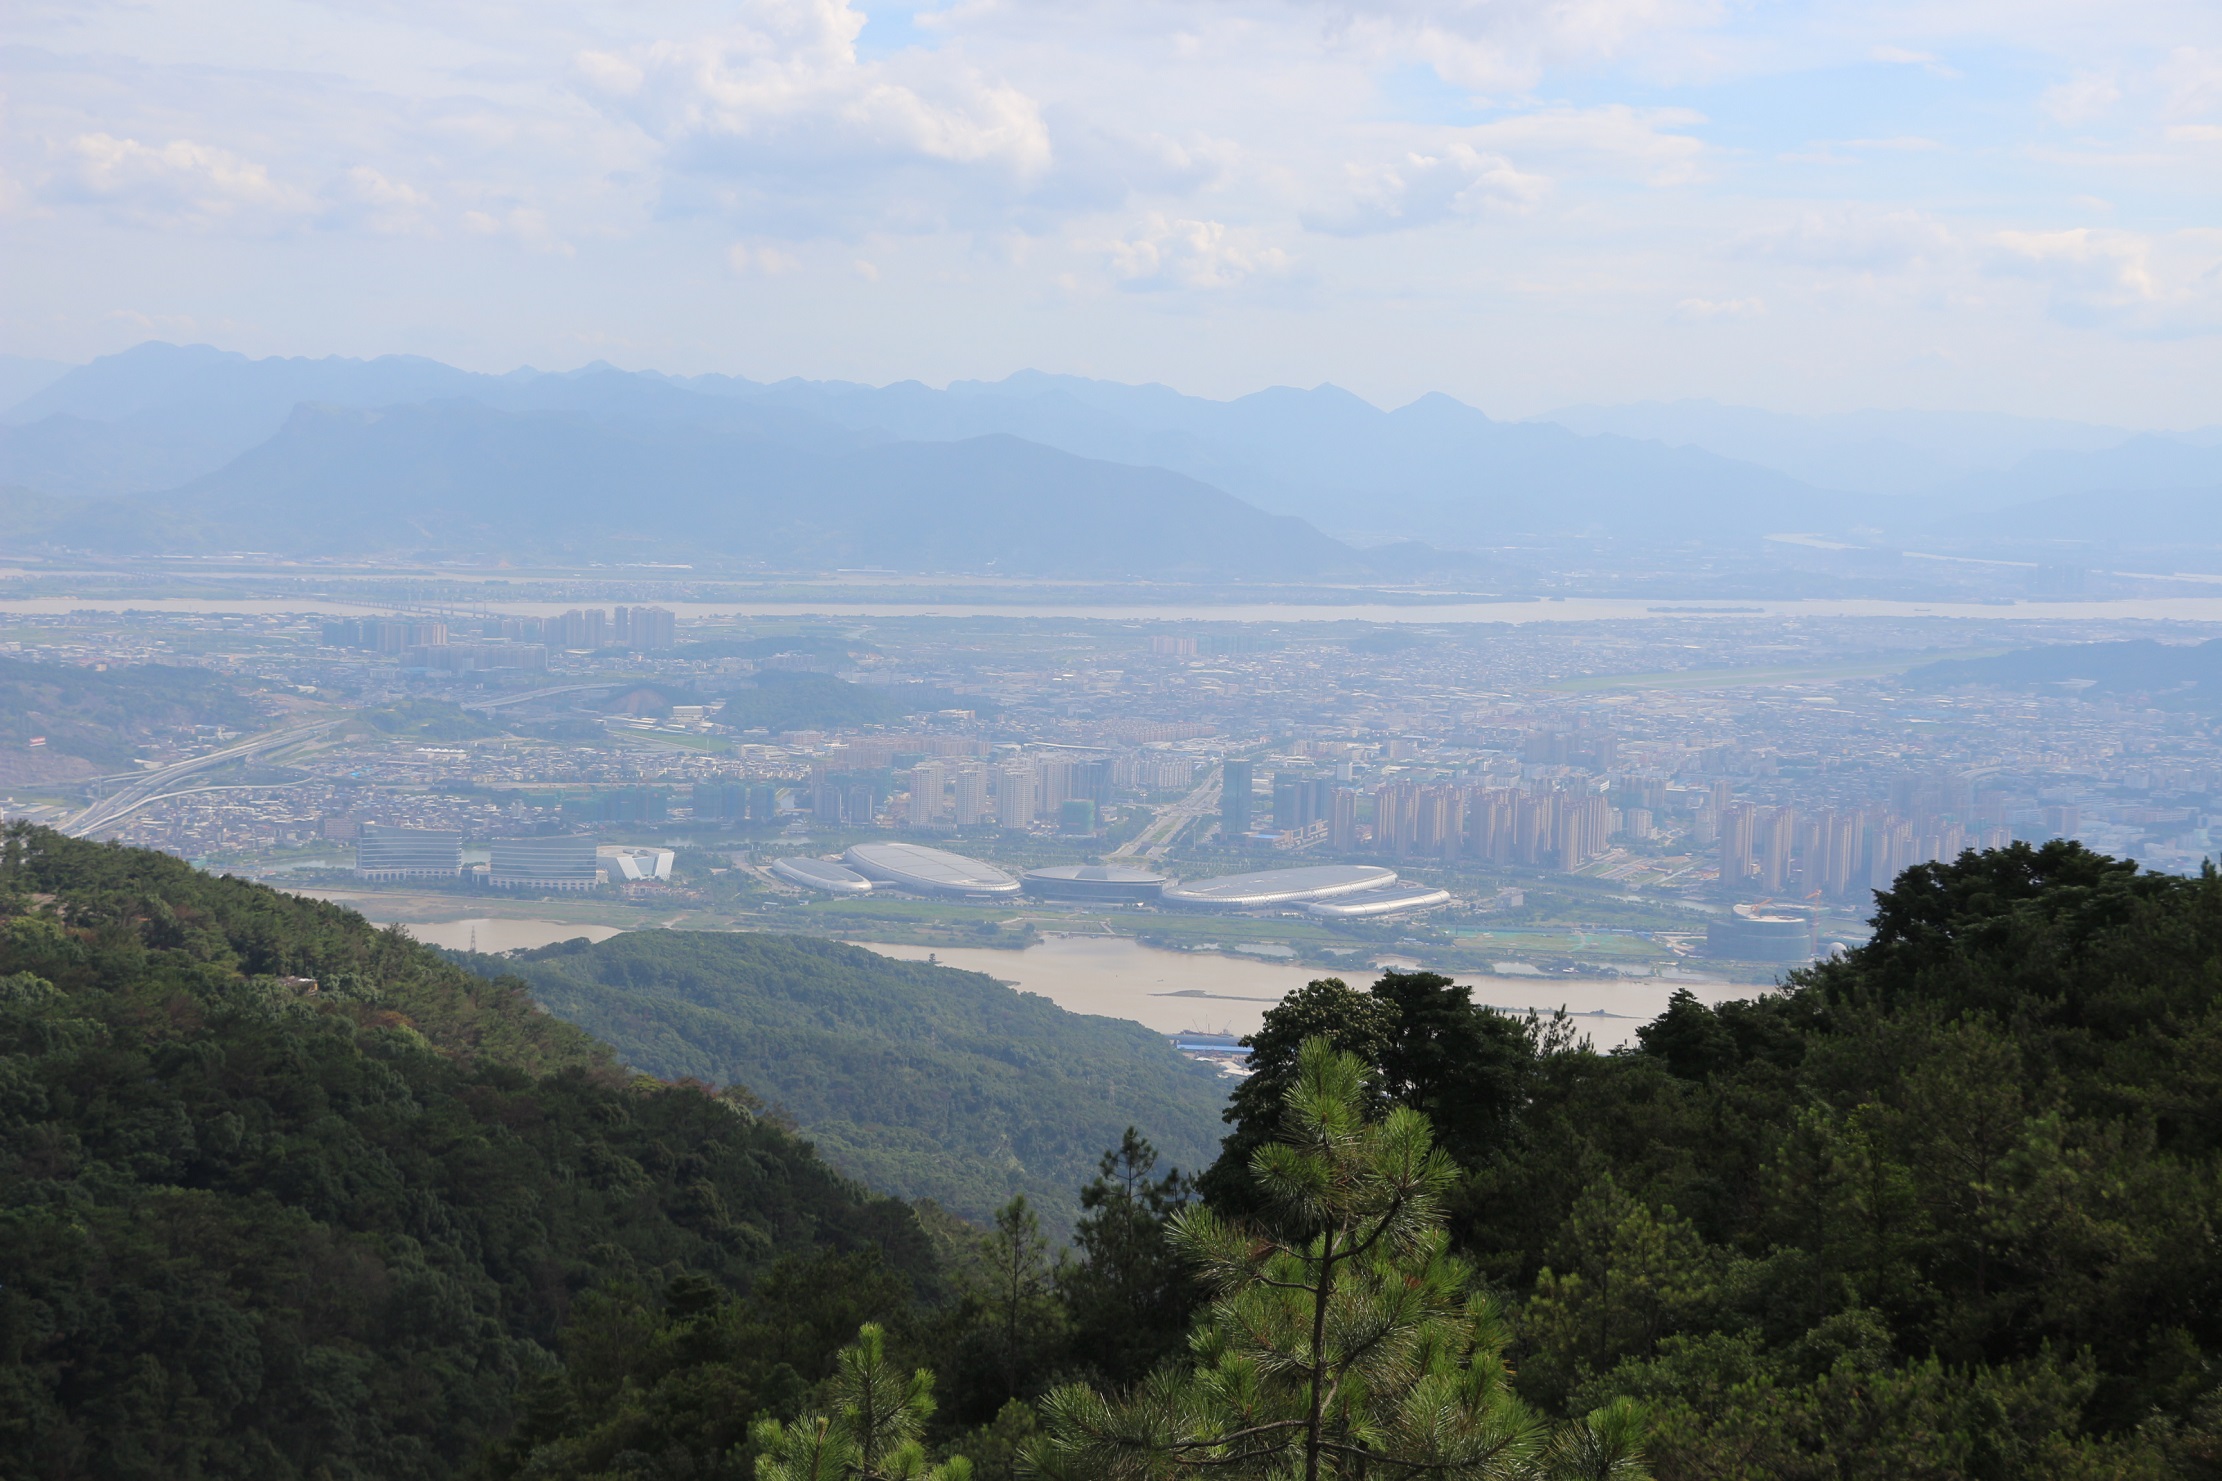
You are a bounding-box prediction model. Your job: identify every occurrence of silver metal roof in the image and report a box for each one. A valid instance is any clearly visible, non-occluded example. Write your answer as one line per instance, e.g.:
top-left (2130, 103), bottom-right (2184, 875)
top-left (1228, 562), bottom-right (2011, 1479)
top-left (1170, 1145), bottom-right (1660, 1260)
top-left (1023, 865), bottom-right (1168, 884)
top-left (843, 842), bottom-right (1022, 897)
top-left (1161, 863), bottom-right (1397, 908)
top-left (1303, 884), bottom-right (1453, 919)
top-left (770, 856), bottom-right (875, 895)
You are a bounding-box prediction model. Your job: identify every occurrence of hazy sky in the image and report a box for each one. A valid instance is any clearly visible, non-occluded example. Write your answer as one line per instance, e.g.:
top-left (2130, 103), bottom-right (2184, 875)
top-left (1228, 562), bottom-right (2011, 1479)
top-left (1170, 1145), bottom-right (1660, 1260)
top-left (3, 1), bottom-right (2218, 421)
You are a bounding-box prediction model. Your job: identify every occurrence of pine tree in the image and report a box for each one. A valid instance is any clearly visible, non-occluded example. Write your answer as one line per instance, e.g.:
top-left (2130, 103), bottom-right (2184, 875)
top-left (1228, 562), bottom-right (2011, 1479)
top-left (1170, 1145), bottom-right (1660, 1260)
top-left (1060, 1128), bottom-right (1200, 1386)
top-left (1031, 1039), bottom-right (1650, 1481)
top-left (753, 1324), bottom-right (973, 1481)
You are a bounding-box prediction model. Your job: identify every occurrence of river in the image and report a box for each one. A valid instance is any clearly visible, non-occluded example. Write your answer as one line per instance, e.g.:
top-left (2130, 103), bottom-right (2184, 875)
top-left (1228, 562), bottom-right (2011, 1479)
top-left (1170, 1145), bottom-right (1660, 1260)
top-left (388, 917), bottom-right (1748, 1049)
top-left (13, 594), bottom-right (2222, 624)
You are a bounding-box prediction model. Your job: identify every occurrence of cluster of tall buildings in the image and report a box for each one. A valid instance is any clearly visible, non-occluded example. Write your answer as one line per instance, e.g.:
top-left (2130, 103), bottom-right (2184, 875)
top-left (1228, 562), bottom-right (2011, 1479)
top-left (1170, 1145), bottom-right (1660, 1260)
top-left (544, 606), bottom-right (677, 651)
top-left (319, 608), bottom-right (676, 665)
top-left (1715, 793), bottom-right (2013, 898)
top-left (906, 753), bottom-right (1113, 831)
top-left (693, 780), bottom-right (783, 823)
top-left (1221, 761), bottom-right (1625, 873)
top-left (322, 618), bottom-right (449, 652)
top-left (1374, 781), bottom-right (1617, 870)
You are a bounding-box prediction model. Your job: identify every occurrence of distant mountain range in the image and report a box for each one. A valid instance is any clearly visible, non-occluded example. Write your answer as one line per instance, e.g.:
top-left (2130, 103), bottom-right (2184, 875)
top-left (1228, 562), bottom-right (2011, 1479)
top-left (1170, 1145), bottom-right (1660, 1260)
top-left (0, 394), bottom-right (1357, 577)
top-left (2, 342), bottom-right (2217, 571)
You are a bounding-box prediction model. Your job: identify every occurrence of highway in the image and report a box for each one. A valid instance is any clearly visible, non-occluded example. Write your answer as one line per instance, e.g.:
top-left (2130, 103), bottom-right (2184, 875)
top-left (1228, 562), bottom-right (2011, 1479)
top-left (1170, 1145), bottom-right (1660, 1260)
top-left (1113, 768), bottom-right (1223, 860)
top-left (459, 681), bottom-right (630, 712)
top-left (60, 720), bottom-right (341, 839)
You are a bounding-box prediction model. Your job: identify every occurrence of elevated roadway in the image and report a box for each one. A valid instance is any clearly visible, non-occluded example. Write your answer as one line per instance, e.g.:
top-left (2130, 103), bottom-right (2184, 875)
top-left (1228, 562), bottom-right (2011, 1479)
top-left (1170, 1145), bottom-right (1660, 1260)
top-left (1113, 768), bottom-right (1223, 861)
top-left (459, 681), bottom-right (631, 712)
top-left (60, 720), bottom-right (340, 839)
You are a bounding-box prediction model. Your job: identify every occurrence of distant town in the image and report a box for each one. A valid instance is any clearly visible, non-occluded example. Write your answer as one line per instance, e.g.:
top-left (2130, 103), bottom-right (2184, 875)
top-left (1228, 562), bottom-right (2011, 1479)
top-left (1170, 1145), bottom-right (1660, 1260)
top-left (2, 586), bottom-right (2209, 984)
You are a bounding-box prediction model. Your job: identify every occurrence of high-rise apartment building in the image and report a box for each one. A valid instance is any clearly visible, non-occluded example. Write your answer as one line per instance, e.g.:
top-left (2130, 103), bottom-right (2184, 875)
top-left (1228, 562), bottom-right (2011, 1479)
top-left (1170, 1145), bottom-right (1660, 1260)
top-left (1070, 758), bottom-right (1112, 806)
top-left (1036, 757), bottom-right (1072, 815)
top-left (996, 763), bottom-right (1036, 830)
top-left (908, 762), bottom-right (945, 825)
top-left (1221, 759), bottom-right (1255, 835)
top-left (952, 766), bottom-right (989, 826)
top-left (612, 606), bottom-right (677, 650)
top-left (1329, 787), bottom-right (1359, 851)
top-left (550, 609), bottom-right (607, 650)
top-left (1720, 803), bottom-right (1757, 890)
top-left (1760, 807), bottom-right (1795, 893)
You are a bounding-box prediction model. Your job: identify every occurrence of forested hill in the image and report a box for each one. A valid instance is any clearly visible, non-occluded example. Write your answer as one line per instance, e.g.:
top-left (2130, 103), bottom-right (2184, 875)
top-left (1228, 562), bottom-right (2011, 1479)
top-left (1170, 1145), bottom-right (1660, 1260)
top-left (1196, 841), bottom-right (2222, 1476)
top-left (0, 827), bottom-right (939, 1478)
top-left (0, 654), bottom-right (265, 781)
top-left (472, 930), bottom-right (1232, 1227)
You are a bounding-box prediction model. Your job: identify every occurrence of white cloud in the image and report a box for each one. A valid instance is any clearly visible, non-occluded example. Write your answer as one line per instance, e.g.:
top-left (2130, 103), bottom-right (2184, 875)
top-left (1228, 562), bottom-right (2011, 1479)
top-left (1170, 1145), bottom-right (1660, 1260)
top-left (3, 0), bottom-right (2220, 419)
top-left (1462, 106), bottom-right (1708, 185)
top-left (2042, 70), bottom-right (2121, 124)
top-left (577, 0), bottom-right (1053, 232)
top-left (57, 133), bottom-right (314, 227)
top-left (1985, 226), bottom-right (2222, 333)
top-left (1317, 0), bottom-right (1722, 93)
top-left (340, 166), bottom-right (435, 235)
top-left (1740, 210), bottom-right (1955, 272)
top-left (1105, 215), bottom-right (1290, 290)
top-left (1673, 296), bottom-right (1764, 320)
top-left (1990, 228), bottom-right (2155, 306)
top-left (2158, 47), bottom-right (2222, 119)
top-left (1305, 141), bottom-right (1547, 235)
top-left (461, 205), bottom-right (571, 254)
top-left (1843, 136), bottom-right (1943, 152)
top-left (728, 241), bottom-right (800, 274)
top-left (1871, 46), bottom-right (1960, 79)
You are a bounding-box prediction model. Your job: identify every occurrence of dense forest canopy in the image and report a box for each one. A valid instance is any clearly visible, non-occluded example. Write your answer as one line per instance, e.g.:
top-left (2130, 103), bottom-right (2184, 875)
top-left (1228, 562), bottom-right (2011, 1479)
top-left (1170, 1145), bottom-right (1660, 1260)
top-left (474, 930), bottom-right (1230, 1227)
top-left (0, 827), bottom-right (936, 1479)
top-left (1198, 841), bottom-right (2222, 1478)
top-left (10, 829), bottom-right (2222, 1480)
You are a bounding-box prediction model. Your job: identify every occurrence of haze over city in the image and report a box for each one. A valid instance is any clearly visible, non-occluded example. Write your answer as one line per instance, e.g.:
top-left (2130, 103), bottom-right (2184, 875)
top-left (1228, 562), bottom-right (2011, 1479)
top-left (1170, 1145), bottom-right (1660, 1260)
top-left (12, 5), bottom-right (2222, 1478)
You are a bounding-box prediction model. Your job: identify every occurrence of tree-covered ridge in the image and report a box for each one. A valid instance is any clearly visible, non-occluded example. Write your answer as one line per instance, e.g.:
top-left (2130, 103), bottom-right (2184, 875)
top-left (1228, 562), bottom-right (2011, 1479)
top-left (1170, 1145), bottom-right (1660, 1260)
top-left (0, 654), bottom-right (266, 771)
top-left (1206, 841), bottom-right (2222, 1477)
top-left (0, 827), bottom-right (938, 1479)
top-left (478, 930), bottom-right (1231, 1227)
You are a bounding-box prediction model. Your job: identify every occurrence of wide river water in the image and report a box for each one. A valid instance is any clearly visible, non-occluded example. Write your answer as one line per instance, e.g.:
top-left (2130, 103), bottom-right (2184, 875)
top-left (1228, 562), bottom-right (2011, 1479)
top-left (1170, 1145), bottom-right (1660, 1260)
top-left (14, 594), bottom-right (2222, 624)
top-left (392, 919), bottom-right (1750, 1050)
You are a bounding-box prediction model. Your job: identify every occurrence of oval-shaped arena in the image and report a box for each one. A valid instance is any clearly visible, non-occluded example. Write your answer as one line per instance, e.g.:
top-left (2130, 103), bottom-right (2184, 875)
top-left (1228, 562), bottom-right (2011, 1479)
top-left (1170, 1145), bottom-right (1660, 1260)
top-left (1160, 863), bottom-right (1398, 910)
top-left (843, 841), bottom-right (1022, 899)
top-left (1021, 864), bottom-right (1167, 903)
top-left (1303, 883), bottom-right (1453, 919)
top-left (769, 856), bottom-right (876, 895)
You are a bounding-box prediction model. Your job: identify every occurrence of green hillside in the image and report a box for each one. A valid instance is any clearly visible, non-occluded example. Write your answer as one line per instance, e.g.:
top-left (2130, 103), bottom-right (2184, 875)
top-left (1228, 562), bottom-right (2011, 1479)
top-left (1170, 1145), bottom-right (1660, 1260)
top-left (0, 828), bottom-right (938, 1478)
top-left (478, 931), bottom-right (1232, 1226)
top-left (0, 654), bottom-right (265, 772)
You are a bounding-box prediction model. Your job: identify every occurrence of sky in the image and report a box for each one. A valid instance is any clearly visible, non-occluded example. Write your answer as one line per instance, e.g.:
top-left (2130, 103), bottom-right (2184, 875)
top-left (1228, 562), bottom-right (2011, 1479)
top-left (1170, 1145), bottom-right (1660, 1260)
top-left (1, 1), bottom-right (2218, 423)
